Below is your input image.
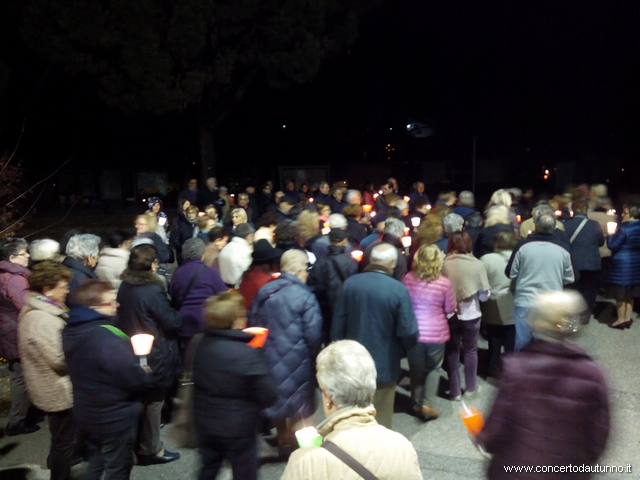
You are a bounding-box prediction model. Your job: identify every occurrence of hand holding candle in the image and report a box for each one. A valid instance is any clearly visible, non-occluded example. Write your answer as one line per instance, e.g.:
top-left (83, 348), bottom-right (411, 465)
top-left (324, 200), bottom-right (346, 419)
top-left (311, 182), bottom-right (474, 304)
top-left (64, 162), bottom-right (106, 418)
top-left (242, 327), bottom-right (269, 348)
top-left (295, 426), bottom-right (323, 448)
top-left (607, 222), bottom-right (617, 235)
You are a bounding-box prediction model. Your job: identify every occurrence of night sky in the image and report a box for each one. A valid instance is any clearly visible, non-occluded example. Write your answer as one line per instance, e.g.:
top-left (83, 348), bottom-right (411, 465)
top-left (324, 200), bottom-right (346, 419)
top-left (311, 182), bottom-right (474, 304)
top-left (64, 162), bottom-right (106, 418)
top-left (1, 1), bottom-right (639, 188)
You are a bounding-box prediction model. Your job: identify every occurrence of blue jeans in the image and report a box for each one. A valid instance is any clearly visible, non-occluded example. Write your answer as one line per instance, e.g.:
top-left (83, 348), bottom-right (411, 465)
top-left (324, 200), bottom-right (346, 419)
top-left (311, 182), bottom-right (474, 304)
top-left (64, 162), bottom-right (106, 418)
top-left (514, 306), bottom-right (533, 352)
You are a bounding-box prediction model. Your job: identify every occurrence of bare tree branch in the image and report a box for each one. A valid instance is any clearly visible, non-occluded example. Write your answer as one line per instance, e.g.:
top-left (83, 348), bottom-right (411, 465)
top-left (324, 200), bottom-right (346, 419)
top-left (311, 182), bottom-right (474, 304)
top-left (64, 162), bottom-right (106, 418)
top-left (22, 197), bottom-right (82, 239)
top-left (5, 156), bottom-right (74, 207)
top-left (0, 119), bottom-right (26, 175)
top-left (0, 182), bottom-right (48, 236)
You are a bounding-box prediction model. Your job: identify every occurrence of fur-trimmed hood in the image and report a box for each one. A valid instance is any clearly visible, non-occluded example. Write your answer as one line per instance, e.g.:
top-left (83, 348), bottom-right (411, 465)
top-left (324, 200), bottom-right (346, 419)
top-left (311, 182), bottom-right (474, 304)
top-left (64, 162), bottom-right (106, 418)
top-left (120, 269), bottom-right (165, 287)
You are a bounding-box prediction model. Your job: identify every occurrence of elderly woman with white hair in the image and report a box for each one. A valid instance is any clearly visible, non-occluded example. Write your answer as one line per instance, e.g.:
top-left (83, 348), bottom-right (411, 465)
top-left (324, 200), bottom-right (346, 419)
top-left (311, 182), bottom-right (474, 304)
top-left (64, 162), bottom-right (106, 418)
top-left (434, 212), bottom-right (464, 252)
top-left (62, 233), bottom-right (101, 293)
top-left (476, 290), bottom-right (610, 478)
top-left (28, 238), bottom-right (63, 266)
top-left (248, 249), bottom-right (323, 457)
top-left (282, 340), bottom-right (423, 480)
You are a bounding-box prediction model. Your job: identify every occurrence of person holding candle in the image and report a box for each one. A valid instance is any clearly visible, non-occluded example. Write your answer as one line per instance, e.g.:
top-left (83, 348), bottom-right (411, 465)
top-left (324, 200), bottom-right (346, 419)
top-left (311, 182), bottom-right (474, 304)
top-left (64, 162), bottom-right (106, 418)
top-left (604, 202), bottom-right (640, 329)
top-left (248, 249), bottom-right (323, 458)
top-left (403, 244), bottom-right (457, 420)
top-left (281, 340), bottom-right (423, 480)
top-left (63, 279), bottom-right (156, 479)
top-left (476, 291), bottom-right (609, 478)
top-left (145, 197), bottom-right (169, 244)
top-left (193, 291), bottom-right (278, 480)
top-left (116, 244), bottom-right (182, 465)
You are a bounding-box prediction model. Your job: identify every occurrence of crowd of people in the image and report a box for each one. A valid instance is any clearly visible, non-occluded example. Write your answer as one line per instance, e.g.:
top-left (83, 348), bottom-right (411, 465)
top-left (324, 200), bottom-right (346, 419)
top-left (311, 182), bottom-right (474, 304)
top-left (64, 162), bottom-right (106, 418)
top-left (0, 175), bottom-right (636, 478)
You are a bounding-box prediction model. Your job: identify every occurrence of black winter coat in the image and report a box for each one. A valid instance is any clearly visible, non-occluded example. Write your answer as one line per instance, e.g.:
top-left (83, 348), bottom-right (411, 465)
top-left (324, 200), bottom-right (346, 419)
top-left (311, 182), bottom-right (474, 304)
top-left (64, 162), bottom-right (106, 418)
top-left (307, 246), bottom-right (358, 340)
top-left (62, 257), bottom-right (97, 294)
top-left (346, 217), bottom-right (368, 246)
top-left (474, 224), bottom-right (514, 258)
top-left (361, 233), bottom-right (408, 281)
top-left (63, 306), bottom-right (154, 435)
top-left (193, 328), bottom-right (277, 438)
top-left (116, 270), bottom-right (182, 389)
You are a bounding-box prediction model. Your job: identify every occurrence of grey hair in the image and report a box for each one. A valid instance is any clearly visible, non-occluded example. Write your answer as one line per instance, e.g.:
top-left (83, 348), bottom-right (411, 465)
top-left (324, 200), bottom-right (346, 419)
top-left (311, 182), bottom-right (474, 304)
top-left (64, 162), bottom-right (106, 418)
top-left (458, 190), bottom-right (475, 207)
top-left (530, 290), bottom-right (588, 341)
top-left (442, 213), bottom-right (464, 234)
top-left (65, 234), bottom-right (101, 260)
top-left (280, 249), bottom-right (308, 275)
top-left (28, 239), bottom-right (60, 262)
top-left (319, 181), bottom-right (329, 189)
top-left (328, 213), bottom-right (348, 229)
top-left (383, 217), bottom-right (405, 239)
top-left (316, 340), bottom-right (377, 409)
top-left (532, 204), bottom-right (554, 219)
top-left (394, 200), bottom-right (408, 211)
top-left (371, 243), bottom-right (398, 268)
top-left (235, 223), bottom-right (255, 239)
top-left (0, 238), bottom-right (28, 261)
top-left (534, 214), bottom-right (556, 235)
top-left (345, 189), bottom-right (362, 203)
top-left (181, 238), bottom-right (206, 260)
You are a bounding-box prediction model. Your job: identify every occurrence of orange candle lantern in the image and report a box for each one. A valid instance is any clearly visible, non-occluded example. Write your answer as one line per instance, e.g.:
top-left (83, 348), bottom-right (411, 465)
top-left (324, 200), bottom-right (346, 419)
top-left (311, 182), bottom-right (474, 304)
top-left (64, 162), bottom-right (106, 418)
top-left (404, 227), bottom-right (410, 236)
top-left (459, 402), bottom-right (484, 437)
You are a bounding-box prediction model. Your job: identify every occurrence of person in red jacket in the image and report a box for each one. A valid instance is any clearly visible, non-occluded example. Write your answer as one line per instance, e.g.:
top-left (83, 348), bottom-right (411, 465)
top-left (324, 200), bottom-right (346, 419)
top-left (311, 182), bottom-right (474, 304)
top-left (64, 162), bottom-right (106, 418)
top-left (476, 290), bottom-right (610, 478)
top-left (238, 239), bottom-right (282, 309)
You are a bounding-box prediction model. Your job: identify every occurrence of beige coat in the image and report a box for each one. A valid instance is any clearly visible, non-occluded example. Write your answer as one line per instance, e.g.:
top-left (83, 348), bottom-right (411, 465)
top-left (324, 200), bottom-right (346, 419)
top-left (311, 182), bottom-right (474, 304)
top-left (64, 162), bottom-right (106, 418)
top-left (18, 293), bottom-right (72, 412)
top-left (95, 247), bottom-right (130, 290)
top-left (588, 211), bottom-right (615, 258)
top-left (281, 406), bottom-right (423, 480)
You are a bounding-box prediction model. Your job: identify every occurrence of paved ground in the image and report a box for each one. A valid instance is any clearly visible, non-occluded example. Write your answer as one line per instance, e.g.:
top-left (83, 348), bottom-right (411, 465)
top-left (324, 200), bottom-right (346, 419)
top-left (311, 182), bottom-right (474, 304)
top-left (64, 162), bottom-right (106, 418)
top-left (0, 297), bottom-right (638, 479)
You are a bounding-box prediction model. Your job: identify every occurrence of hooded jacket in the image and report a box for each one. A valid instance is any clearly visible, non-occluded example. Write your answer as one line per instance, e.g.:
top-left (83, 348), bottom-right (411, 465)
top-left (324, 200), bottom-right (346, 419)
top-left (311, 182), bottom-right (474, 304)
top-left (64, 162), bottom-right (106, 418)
top-left (116, 270), bottom-right (182, 389)
top-left (18, 293), bottom-right (72, 412)
top-left (62, 306), bottom-right (154, 435)
top-left (248, 273), bottom-right (323, 420)
top-left (0, 260), bottom-right (31, 360)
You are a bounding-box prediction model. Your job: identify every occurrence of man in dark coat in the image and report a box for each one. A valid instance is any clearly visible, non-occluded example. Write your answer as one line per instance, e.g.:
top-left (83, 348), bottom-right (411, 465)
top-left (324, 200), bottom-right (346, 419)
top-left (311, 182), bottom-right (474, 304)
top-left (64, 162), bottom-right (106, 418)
top-left (199, 177), bottom-right (219, 210)
top-left (179, 178), bottom-right (200, 206)
top-left (62, 233), bottom-right (101, 293)
top-left (564, 199), bottom-right (605, 315)
top-left (332, 243), bottom-right (419, 429)
top-left (248, 249), bottom-right (322, 455)
top-left (63, 279), bottom-right (155, 479)
top-left (307, 228), bottom-right (358, 344)
top-left (116, 244), bottom-right (182, 465)
top-left (194, 291), bottom-right (277, 478)
top-left (361, 218), bottom-right (408, 281)
top-left (477, 291), bottom-right (609, 479)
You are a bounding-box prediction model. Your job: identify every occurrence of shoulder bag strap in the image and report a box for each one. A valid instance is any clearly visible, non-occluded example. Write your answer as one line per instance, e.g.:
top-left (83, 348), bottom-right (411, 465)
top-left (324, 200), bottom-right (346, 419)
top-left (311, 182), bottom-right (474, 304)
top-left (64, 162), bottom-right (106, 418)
top-left (175, 264), bottom-right (208, 309)
top-left (321, 440), bottom-right (379, 480)
top-left (569, 218), bottom-right (589, 244)
top-left (255, 282), bottom-right (294, 309)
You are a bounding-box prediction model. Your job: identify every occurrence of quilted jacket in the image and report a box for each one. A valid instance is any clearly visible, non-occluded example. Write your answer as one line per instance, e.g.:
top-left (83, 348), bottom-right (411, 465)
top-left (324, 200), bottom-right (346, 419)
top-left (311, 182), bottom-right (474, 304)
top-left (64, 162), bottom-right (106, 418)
top-left (606, 220), bottom-right (640, 286)
top-left (282, 405), bottom-right (423, 480)
top-left (248, 273), bottom-right (322, 420)
top-left (0, 260), bottom-right (31, 360)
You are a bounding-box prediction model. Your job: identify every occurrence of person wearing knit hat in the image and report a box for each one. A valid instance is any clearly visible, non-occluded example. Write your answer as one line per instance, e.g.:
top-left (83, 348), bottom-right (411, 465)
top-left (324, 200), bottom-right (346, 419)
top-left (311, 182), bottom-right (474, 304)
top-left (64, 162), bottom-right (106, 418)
top-left (239, 240), bottom-right (283, 308)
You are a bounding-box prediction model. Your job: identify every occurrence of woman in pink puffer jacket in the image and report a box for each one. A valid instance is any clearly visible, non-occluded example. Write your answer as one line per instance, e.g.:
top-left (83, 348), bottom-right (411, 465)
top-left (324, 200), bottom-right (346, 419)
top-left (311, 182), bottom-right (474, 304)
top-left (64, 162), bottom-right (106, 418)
top-left (402, 244), bottom-right (456, 420)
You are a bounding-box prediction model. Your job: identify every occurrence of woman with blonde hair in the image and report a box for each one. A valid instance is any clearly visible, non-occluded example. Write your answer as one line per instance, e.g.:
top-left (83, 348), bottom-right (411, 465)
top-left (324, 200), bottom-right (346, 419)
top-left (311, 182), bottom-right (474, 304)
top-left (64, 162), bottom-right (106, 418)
top-left (297, 209), bottom-right (321, 248)
top-left (474, 205), bottom-right (514, 258)
top-left (229, 208), bottom-right (248, 232)
top-left (403, 244), bottom-right (457, 419)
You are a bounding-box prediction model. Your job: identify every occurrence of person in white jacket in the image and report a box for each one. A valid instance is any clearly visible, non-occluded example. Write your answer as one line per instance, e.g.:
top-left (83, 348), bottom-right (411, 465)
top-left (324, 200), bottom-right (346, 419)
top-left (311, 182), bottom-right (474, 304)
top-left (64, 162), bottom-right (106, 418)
top-left (95, 230), bottom-right (131, 290)
top-left (217, 223), bottom-right (254, 288)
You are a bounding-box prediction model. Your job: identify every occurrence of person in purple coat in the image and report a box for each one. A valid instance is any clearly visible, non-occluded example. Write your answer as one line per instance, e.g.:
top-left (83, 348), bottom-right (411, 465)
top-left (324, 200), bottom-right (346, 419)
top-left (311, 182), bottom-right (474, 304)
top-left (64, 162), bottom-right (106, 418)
top-left (476, 290), bottom-right (610, 479)
top-left (169, 238), bottom-right (227, 356)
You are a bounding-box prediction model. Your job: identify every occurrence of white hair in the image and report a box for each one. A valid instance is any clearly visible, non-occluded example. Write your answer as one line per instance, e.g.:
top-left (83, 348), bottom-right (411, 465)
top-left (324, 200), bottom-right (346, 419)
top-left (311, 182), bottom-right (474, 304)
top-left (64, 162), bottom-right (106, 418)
top-left (370, 243), bottom-right (398, 268)
top-left (345, 189), bottom-right (362, 203)
top-left (442, 213), bottom-right (464, 234)
top-left (458, 190), bottom-right (475, 207)
top-left (328, 213), bottom-right (348, 229)
top-left (530, 290), bottom-right (588, 340)
top-left (65, 234), bottom-right (101, 260)
top-left (28, 239), bottom-right (60, 262)
top-left (383, 217), bottom-right (405, 239)
top-left (394, 200), bottom-right (409, 211)
top-left (317, 340), bottom-right (377, 408)
top-left (280, 249), bottom-right (309, 275)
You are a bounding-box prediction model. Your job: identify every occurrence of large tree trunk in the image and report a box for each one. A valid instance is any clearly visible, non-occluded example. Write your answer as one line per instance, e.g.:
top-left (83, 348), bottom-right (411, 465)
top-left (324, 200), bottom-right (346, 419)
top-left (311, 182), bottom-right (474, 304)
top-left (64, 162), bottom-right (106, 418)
top-left (198, 121), bottom-right (215, 182)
